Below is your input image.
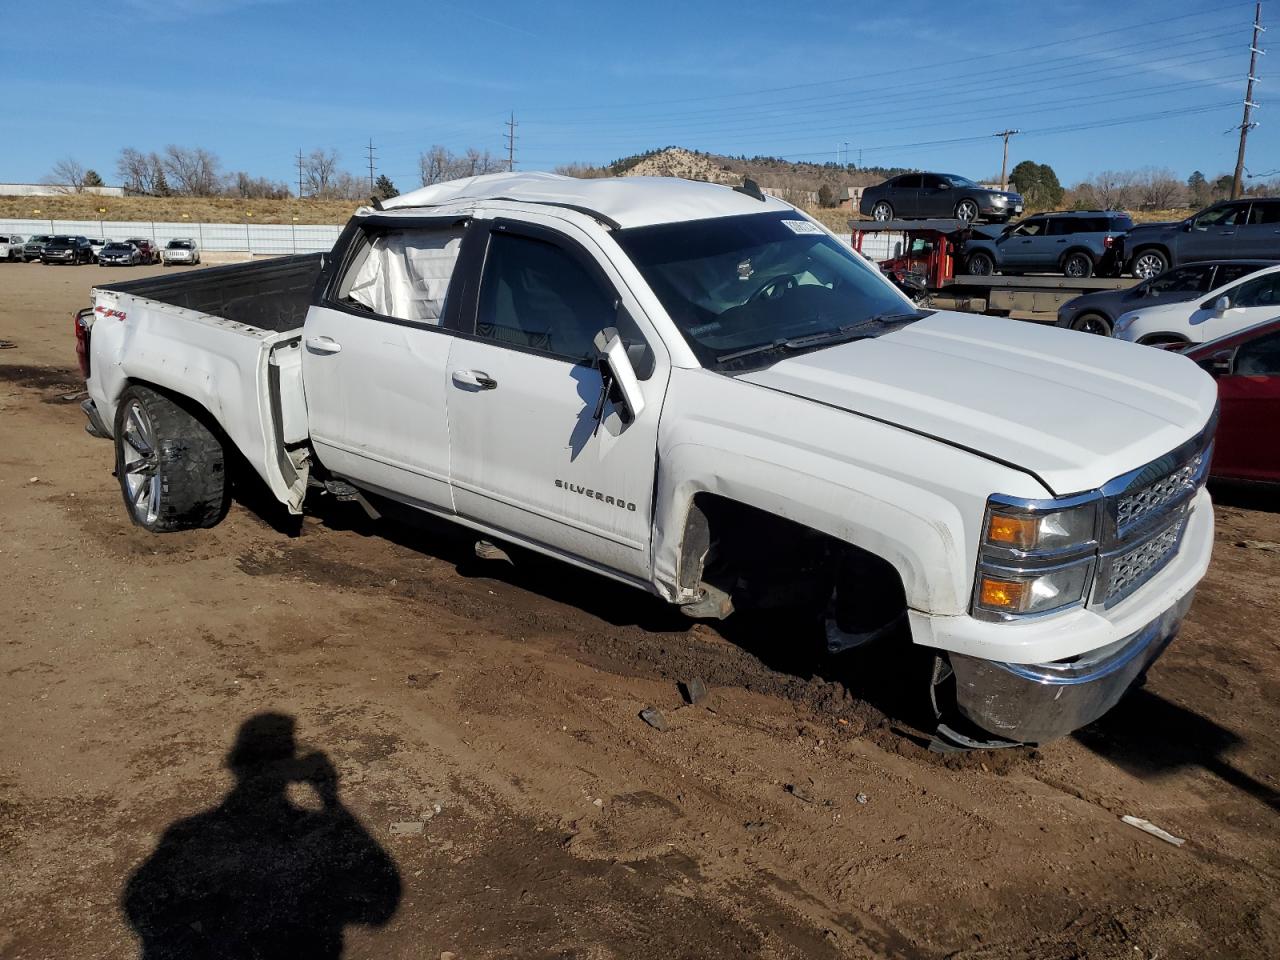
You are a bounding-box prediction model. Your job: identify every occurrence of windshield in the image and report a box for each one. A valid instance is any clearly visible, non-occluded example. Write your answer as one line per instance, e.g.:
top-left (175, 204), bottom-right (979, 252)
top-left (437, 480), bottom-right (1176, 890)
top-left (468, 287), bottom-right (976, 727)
top-left (614, 213), bottom-right (916, 370)
top-left (943, 174), bottom-right (980, 188)
top-left (50, 236), bottom-right (72, 244)
top-left (167, 240), bottom-right (193, 249)
top-left (104, 244), bottom-right (131, 252)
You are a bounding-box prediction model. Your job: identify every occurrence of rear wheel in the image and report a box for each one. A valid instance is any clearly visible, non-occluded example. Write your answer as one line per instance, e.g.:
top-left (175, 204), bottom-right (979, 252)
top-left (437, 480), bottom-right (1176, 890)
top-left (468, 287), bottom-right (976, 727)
top-left (1130, 248), bottom-right (1168, 280)
top-left (1062, 251), bottom-right (1094, 278)
top-left (955, 199), bottom-right (980, 223)
top-left (871, 201), bottom-right (894, 221)
top-left (1070, 312), bottom-right (1113, 336)
top-left (113, 385), bottom-right (230, 532)
top-left (965, 251), bottom-right (995, 276)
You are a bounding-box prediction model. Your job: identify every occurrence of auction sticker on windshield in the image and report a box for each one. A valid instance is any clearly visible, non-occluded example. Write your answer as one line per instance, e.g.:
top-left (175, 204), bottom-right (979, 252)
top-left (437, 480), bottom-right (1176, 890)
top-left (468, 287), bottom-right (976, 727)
top-left (781, 220), bottom-right (823, 235)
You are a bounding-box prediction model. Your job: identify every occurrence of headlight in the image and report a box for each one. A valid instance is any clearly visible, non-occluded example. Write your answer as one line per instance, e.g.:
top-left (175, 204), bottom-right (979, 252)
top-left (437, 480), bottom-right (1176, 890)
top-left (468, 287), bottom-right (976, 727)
top-left (973, 494), bottom-right (1100, 620)
top-left (990, 195), bottom-right (1008, 205)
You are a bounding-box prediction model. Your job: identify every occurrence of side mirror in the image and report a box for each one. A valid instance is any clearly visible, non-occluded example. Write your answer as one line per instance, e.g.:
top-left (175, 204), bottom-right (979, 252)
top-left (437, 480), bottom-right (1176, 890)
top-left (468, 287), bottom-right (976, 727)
top-left (1213, 295), bottom-right (1231, 316)
top-left (1198, 349), bottom-right (1235, 377)
top-left (593, 326), bottom-right (646, 428)
top-left (1183, 219), bottom-right (1195, 232)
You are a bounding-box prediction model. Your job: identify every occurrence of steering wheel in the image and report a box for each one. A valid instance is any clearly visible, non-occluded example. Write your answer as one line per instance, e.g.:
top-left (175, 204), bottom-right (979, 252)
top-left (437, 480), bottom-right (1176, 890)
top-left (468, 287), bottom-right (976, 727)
top-left (748, 274), bottom-right (797, 303)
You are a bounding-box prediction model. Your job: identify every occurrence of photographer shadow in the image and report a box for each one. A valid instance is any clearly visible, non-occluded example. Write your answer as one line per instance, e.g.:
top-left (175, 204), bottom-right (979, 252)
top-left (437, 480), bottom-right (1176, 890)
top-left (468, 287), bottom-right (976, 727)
top-left (122, 712), bottom-right (401, 959)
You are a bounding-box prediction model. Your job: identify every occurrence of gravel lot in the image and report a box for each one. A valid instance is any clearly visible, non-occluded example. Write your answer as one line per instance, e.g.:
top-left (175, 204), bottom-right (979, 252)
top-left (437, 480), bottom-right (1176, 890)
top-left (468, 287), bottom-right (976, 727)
top-left (2, 260), bottom-right (1278, 959)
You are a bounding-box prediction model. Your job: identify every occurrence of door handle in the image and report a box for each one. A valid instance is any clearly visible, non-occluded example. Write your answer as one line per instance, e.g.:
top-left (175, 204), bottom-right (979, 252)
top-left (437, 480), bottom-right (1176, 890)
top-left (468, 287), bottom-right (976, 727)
top-left (305, 336), bottom-right (342, 355)
top-left (452, 369), bottom-right (498, 390)
top-left (1055, 239), bottom-right (1066, 243)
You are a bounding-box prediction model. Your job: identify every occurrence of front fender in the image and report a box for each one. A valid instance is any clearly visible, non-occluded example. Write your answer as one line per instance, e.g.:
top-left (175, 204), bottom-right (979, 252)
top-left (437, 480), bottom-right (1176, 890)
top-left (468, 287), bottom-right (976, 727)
top-left (652, 369), bottom-right (1050, 615)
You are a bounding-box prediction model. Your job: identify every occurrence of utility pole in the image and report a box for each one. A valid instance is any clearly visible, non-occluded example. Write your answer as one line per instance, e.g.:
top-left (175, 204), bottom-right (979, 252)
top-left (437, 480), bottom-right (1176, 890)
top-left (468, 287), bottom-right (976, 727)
top-left (366, 138), bottom-right (377, 194)
top-left (505, 112), bottom-right (518, 171)
top-left (1232, 1), bottom-right (1265, 199)
top-left (296, 149), bottom-right (305, 199)
top-left (993, 129), bottom-right (1019, 188)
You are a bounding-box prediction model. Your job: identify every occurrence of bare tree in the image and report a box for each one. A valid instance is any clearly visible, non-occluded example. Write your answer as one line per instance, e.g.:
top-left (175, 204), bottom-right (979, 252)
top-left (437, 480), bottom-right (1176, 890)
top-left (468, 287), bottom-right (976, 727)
top-left (419, 145), bottom-right (452, 186)
top-left (225, 172), bottom-right (292, 200)
top-left (162, 145), bottom-right (221, 196)
top-left (1075, 170), bottom-right (1139, 211)
top-left (118, 148), bottom-right (162, 195)
top-left (304, 148), bottom-right (341, 197)
top-left (48, 157), bottom-right (87, 193)
top-left (1135, 167), bottom-right (1185, 210)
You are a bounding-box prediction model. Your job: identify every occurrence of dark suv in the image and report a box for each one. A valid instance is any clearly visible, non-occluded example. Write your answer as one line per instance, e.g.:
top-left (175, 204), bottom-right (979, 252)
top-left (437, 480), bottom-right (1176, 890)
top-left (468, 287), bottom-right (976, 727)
top-left (1124, 198), bottom-right (1280, 279)
top-left (1056, 259), bottom-right (1277, 336)
top-left (859, 172), bottom-right (1023, 223)
top-left (41, 235), bottom-right (93, 265)
top-left (961, 211), bottom-right (1132, 278)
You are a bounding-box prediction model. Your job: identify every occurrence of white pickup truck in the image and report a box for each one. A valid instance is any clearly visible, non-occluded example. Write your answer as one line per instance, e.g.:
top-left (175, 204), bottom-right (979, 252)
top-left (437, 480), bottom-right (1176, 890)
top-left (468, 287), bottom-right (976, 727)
top-left (76, 172), bottom-right (1218, 749)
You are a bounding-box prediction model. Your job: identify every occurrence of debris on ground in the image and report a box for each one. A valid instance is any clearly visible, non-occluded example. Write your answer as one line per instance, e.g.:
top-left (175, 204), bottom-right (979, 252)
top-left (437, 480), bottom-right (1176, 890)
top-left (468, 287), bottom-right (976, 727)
top-left (390, 821), bottom-right (426, 837)
top-left (855, 793), bottom-right (868, 804)
top-left (784, 782), bottom-right (814, 803)
top-left (474, 539), bottom-right (513, 563)
top-left (1236, 539), bottom-right (1280, 554)
top-left (678, 677), bottom-right (709, 706)
top-left (745, 821), bottom-right (771, 832)
top-left (1121, 815), bottom-right (1186, 847)
top-left (0, 340), bottom-right (16, 349)
top-left (638, 706), bottom-right (668, 732)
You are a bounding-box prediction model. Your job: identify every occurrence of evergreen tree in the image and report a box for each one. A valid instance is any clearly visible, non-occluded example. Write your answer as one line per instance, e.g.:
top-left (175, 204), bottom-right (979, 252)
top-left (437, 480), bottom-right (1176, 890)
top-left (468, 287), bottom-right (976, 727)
top-left (83, 169), bottom-right (105, 188)
top-left (374, 174), bottom-right (398, 200)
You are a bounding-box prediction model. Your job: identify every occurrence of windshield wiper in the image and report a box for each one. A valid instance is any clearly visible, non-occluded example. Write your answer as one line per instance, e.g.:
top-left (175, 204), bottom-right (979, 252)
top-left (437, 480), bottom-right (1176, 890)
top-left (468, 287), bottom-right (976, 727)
top-left (715, 312), bottom-right (924, 366)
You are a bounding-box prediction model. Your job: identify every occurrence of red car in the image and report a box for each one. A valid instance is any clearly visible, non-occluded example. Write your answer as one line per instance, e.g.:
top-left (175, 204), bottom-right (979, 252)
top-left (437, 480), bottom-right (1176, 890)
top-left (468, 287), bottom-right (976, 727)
top-left (1186, 316), bottom-right (1280, 483)
top-left (125, 238), bottom-right (161, 265)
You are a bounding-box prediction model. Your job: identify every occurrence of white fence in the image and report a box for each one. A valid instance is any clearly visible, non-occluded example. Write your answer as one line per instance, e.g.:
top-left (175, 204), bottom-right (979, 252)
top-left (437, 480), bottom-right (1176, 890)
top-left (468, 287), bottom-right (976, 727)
top-left (0, 216), bottom-right (897, 261)
top-left (0, 217), bottom-right (341, 255)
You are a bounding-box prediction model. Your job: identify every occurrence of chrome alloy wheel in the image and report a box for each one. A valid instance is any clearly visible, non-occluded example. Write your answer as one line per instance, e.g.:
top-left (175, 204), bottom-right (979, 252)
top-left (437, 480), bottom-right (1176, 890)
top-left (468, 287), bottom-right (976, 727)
top-left (120, 399), bottom-right (161, 525)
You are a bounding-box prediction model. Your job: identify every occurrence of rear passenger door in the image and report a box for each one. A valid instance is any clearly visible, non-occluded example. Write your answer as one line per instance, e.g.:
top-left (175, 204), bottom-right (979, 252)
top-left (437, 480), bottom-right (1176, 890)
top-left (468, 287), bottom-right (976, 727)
top-left (301, 216), bottom-right (468, 513)
top-left (444, 218), bottom-right (668, 580)
top-left (891, 175), bottom-right (923, 217)
top-left (1237, 200), bottom-right (1280, 259)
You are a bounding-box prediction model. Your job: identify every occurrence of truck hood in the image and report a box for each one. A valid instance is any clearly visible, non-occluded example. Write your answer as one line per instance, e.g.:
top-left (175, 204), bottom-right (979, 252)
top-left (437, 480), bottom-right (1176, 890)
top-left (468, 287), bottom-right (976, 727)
top-left (736, 312), bottom-right (1218, 495)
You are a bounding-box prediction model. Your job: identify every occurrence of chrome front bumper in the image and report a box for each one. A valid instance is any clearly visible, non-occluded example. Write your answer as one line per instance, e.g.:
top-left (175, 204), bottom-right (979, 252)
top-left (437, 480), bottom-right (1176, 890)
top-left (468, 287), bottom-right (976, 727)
top-left (949, 589), bottom-right (1194, 744)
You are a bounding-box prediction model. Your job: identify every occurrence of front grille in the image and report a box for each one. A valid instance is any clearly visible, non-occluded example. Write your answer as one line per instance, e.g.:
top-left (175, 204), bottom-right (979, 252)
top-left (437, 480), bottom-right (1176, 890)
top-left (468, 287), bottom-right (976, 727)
top-left (1115, 452), bottom-right (1204, 534)
top-left (1101, 518), bottom-right (1187, 604)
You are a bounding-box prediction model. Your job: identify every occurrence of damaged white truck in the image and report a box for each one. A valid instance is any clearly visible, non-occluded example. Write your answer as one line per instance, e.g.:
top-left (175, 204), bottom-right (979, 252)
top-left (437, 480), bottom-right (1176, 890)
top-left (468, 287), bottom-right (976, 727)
top-left (75, 172), bottom-right (1218, 749)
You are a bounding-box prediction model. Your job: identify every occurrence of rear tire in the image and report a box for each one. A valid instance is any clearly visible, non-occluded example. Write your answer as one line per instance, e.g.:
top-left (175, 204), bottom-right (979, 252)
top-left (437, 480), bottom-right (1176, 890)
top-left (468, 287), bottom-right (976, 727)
top-left (1129, 248), bottom-right (1168, 280)
top-left (113, 385), bottom-right (230, 532)
top-left (965, 251), bottom-right (996, 276)
top-left (1070, 312), bottom-right (1113, 336)
top-left (1062, 251), bottom-right (1094, 278)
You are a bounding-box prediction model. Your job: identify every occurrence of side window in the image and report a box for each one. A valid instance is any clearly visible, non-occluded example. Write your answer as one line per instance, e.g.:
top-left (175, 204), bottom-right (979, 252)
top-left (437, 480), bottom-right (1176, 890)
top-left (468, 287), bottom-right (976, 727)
top-left (1195, 204), bottom-right (1243, 228)
top-left (1150, 265), bottom-right (1212, 293)
top-left (1215, 264), bottom-right (1264, 287)
top-left (1247, 202), bottom-right (1280, 225)
top-left (476, 231), bottom-right (615, 364)
top-left (1229, 273), bottom-right (1280, 309)
top-left (1012, 218), bottom-right (1045, 237)
top-left (895, 175), bottom-right (922, 189)
top-left (1045, 218), bottom-right (1073, 236)
top-left (336, 226), bottom-right (464, 325)
top-left (922, 175), bottom-right (949, 190)
top-left (1234, 330), bottom-right (1280, 376)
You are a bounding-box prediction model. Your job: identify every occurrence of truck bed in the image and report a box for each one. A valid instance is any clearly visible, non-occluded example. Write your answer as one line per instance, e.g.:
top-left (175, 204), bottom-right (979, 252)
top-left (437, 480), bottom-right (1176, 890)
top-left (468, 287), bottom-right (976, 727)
top-left (95, 253), bottom-right (324, 334)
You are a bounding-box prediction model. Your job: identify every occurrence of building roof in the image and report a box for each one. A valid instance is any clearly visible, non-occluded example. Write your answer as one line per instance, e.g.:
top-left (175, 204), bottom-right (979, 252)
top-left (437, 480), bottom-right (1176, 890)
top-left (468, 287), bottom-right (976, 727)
top-left (376, 171), bottom-right (794, 229)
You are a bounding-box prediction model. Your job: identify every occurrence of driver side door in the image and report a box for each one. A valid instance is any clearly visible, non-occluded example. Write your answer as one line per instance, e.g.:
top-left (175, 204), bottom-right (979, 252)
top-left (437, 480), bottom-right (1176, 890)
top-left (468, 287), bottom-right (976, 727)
top-left (445, 219), bottom-right (669, 580)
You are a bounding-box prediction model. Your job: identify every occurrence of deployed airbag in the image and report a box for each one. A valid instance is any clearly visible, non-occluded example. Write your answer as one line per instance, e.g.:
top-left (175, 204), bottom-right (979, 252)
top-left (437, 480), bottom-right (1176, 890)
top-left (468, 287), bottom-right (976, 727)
top-left (348, 229), bottom-right (463, 322)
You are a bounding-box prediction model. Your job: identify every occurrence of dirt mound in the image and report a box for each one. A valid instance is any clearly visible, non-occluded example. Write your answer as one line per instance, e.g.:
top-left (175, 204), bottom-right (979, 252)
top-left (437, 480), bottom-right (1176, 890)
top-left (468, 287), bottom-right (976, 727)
top-left (622, 147), bottom-right (738, 184)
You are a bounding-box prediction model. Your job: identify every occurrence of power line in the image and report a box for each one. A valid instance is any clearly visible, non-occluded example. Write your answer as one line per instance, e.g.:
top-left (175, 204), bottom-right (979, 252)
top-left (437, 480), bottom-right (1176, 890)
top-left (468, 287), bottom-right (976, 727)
top-left (525, 1), bottom-right (1253, 119)
top-left (1232, 1), bottom-right (1265, 197)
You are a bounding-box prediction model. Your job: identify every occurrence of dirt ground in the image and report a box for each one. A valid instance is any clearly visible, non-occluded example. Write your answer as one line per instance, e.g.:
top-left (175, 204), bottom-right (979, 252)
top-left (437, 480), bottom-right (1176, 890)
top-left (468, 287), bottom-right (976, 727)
top-left (1, 260), bottom-right (1278, 960)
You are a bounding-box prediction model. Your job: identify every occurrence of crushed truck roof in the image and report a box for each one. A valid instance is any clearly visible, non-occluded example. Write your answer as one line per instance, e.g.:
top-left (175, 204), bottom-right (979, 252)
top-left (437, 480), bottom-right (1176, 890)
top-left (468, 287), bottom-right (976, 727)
top-left (373, 171), bottom-right (795, 229)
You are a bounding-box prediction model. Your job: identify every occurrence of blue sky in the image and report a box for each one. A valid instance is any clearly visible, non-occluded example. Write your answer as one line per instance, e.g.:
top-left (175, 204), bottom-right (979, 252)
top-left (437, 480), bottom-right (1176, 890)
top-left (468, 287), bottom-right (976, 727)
top-left (1, 0), bottom-right (1271, 190)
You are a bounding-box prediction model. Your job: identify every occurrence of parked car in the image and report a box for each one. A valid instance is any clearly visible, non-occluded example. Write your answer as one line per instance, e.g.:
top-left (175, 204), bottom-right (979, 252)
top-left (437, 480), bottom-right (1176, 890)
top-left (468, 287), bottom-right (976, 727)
top-left (0, 234), bottom-right (23, 261)
top-left (963, 211), bottom-right (1132, 279)
top-left (1115, 263), bottom-right (1280, 346)
top-left (1057, 260), bottom-right (1278, 336)
top-left (1124, 197), bottom-right (1280, 279)
top-left (860, 173), bottom-right (1023, 223)
top-left (98, 241), bottom-right (143, 266)
top-left (41, 235), bottom-right (93, 265)
top-left (161, 238), bottom-right (200, 266)
top-left (23, 234), bottom-right (52, 261)
top-left (86, 238), bottom-right (109, 262)
top-left (125, 238), bottom-right (161, 264)
top-left (1185, 317), bottom-right (1280, 484)
top-left (76, 172), bottom-right (1217, 749)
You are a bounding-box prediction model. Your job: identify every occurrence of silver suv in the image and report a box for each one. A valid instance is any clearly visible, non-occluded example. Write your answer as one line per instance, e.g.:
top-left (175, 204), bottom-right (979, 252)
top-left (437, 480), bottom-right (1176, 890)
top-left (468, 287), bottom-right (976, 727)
top-left (962, 211), bottom-right (1133, 278)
